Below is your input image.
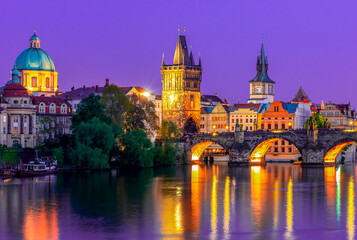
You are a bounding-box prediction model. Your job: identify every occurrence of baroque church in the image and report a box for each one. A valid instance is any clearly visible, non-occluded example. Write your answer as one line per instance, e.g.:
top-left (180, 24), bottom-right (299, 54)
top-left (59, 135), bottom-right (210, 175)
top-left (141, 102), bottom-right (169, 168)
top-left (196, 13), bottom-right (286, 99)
top-left (161, 33), bottom-right (202, 133)
top-left (12, 32), bottom-right (59, 96)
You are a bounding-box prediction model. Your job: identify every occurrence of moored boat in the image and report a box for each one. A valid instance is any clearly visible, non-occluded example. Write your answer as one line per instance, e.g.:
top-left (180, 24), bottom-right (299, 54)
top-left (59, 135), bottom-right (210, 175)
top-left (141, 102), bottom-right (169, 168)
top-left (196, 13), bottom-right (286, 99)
top-left (17, 158), bottom-right (57, 177)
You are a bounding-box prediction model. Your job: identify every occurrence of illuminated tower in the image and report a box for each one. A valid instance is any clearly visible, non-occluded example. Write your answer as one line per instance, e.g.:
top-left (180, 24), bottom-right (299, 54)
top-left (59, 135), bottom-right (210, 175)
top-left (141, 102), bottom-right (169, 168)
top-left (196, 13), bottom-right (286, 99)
top-left (12, 32), bottom-right (58, 96)
top-left (161, 34), bottom-right (202, 133)
top-left (248, 40), bottom-right (275, 103)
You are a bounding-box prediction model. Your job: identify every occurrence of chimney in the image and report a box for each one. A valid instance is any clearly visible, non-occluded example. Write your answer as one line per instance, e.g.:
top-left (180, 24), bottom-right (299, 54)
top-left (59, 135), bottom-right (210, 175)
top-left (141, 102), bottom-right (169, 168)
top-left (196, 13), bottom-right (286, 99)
top-left (71, 86), bottom-right (74, 91)
top-left (95, 85), bottom-right (98, 91)
top-left (105, 78), bottom-right (109, 87)
top-left (83, 85), bottom-right (85, 89)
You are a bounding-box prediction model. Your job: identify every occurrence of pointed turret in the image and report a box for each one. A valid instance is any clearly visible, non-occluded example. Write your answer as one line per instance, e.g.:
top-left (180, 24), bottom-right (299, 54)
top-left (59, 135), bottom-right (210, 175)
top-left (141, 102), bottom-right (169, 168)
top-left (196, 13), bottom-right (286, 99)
top-left (291, 86), bottom-right (311, 103)
top-left (173, 35), bottom-right (190, 65)
top-left (250, 40), bottom-right (274, 83)
top-left (161, 53), bottom-right (165, 66)
top-left (189, 50), bottom-right (195, 65)
top-left (198, 53), bottom-right (201, 67)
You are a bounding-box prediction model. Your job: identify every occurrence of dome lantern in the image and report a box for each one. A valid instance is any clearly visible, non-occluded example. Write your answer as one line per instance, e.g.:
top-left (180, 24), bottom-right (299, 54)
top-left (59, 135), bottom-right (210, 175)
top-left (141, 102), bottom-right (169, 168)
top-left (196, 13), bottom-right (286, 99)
top-left (30, 31), bottom-right (40, 49)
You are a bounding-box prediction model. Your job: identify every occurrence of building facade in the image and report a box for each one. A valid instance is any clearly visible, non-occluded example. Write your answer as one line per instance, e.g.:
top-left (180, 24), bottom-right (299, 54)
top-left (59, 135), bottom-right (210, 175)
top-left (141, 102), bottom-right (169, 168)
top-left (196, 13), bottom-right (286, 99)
top-left (247, 41), bottom-right (275, 104)
top-left (229, 103), bottom-right (261, 132)
top-left (0, 72), bottom-right (37, 147)
top-left (13, 32), bottom-right (58, 96)
top-left (200, 103), bottom-right (229, 133)
top-left (31, 96), bottom-right (72, 145)
top-left (161, 34), bottom-right (202, 133)
top-left (319, 102), bottom-right (356, 130)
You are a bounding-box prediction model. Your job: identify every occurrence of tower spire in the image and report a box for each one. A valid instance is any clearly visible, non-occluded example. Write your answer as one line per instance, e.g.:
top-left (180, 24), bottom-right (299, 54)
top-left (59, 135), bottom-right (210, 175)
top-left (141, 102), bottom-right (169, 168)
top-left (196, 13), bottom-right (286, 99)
top-left (161, 53), bottom-right (165, 66)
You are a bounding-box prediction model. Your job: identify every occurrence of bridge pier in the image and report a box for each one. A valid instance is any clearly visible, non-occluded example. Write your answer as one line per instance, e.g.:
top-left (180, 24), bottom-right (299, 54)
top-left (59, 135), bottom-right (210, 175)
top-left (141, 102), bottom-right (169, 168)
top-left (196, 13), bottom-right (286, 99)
top-left (301, 147), bottom-right (325, 167)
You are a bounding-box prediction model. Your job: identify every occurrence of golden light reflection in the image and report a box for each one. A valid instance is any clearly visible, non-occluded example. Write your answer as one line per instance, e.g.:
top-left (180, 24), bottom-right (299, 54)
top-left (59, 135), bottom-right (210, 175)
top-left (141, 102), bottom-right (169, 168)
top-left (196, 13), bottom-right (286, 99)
top-left (191, 165), bottom-right (201, 233)
top-left (324, 141), bottom-right (354, 163)
top-left (250, 166), bottom-right (266, 230)
top-left (24, 200), bottom-right (58, 240)
top-left (284, 177), bottom-right (293, 239)
top-left (160, 185), bottom-right (183, 236)
top-left (191, 141), bottom-right (213, 161)
top-left (347, 177), bottom-right (355, 240)
top-left (223, 176), bottom-right (230, 239)
top-left (325, 167), bottom-right (337, 221)
top-left (175, 203), bottom-right (182, 232)
top-left (273, 179), bottom-right (280, 230)
top-left (250, 138), bottom-right (280, 163)
top-left (210, 167), bottom-right (218, 240)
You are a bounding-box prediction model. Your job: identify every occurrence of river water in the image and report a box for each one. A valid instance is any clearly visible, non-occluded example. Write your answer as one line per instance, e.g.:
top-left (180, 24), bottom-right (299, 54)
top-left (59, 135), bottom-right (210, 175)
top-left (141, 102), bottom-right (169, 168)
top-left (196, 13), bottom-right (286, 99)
top-left (0, 163), bottom-right (356, 240)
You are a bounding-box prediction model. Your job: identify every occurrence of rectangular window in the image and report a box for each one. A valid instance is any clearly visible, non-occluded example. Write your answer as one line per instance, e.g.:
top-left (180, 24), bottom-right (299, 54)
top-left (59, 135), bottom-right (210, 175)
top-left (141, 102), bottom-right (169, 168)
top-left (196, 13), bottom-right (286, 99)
top-left (275, 141), bottom-right (278, 145)
top-left (31, 77), bottom-right (37, 87)
top-left (2, 116), bottom-right (6, 123)
top-left (288, 148), bottom-right (292, 153)
top-left (281, 140), bottom-right (285, 145)
top-left (3, 127), bottom-right (5, 134)
top-left (245, 119), bottom-right (248, 123)
top-left (281, 148), bottom-right (285, 153)
top-left (274, 148), bottom-right (278, 152)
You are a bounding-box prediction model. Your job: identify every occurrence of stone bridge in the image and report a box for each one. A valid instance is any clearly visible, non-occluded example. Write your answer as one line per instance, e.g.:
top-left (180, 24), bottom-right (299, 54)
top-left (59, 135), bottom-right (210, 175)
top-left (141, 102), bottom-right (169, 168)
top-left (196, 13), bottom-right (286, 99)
top-left (182, 129), bottom-right (357, 166)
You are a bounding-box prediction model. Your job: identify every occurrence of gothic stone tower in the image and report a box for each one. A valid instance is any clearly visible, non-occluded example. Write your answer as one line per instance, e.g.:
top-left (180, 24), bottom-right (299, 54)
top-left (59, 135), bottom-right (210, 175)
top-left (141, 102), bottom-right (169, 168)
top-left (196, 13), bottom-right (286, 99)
top-left (161, 34), bottom-right (202, 133)
top-left (247, 41), bottom-right (275, 104)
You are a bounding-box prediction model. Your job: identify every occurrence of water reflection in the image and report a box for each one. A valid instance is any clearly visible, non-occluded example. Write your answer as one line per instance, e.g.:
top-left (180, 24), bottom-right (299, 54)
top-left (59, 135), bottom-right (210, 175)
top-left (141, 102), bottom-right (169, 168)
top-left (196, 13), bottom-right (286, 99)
top-left (0, 164), bottom-right (357, 239)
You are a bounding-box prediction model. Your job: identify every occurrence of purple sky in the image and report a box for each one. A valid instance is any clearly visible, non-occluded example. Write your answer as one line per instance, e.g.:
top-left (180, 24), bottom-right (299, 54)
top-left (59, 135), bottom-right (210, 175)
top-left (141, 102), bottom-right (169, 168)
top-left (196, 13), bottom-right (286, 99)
top-left (0, 0), bottom-right (356, 106)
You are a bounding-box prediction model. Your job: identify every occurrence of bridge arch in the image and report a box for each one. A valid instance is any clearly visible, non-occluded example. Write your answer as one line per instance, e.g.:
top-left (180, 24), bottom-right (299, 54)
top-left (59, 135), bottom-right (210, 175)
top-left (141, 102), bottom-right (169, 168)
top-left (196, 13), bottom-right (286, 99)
top-left (190, 137), bottom-right (230, 162)
top-left (249, 137), bottom-right (303, 164)
top-left (324, 138), bottom-right (356, 163)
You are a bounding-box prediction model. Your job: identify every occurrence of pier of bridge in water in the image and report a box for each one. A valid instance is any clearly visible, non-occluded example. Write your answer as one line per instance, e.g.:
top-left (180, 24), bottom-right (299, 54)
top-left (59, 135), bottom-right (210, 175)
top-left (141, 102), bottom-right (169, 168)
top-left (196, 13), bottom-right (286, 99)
top-left (184, 128), bottom-right (357, 166)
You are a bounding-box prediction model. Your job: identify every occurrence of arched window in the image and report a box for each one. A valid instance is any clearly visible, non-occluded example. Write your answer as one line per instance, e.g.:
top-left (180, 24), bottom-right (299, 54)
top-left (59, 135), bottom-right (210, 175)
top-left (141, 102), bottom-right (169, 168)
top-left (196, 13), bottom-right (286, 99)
top-left (31, 77), bottom-right (37, 87)
top-left (61, 104), bottom-right (67, 114)
top-left (282, 123), bottom-right (285, 129)
top-left (268, 124), bottom-right (271, 129)
top-left (46, 77), bottom-right (50, 88)
top-left (275, 123), bottom-right (278, 130)
top-left (50, 103), bottom-right (56, 114)
top-left (190, 95), bottom-right (194, 108)
top-left (39, 102), bottom-right (46, 113)
top-left (261, 124), bottom-right (264, 130)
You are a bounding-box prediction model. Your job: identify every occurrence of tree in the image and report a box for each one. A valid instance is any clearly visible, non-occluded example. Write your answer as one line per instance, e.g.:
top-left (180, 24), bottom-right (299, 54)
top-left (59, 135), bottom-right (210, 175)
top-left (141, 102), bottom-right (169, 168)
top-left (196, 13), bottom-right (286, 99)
top-left (158, 120), bottom-right (181, 142)
top-left (71, 117), bottom-right (122, 169)
top-left (115, 130), bottom-right (154, 168)
top-left (305, 113), bottom-right (330, 129)
top-left (71, 94), bottom-right (111, 130)
top-left (101, 84), bottom-right (131, 127)
top-left (124, 94), bottom-right (158, 138)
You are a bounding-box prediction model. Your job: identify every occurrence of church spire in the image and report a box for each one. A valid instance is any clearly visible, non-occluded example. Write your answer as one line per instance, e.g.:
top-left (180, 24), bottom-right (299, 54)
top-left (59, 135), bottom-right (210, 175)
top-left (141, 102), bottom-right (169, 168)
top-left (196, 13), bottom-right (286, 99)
top-left (250, 39), bottom-right (274, 83)
top-left (189, 46), bottom-right (195, 65)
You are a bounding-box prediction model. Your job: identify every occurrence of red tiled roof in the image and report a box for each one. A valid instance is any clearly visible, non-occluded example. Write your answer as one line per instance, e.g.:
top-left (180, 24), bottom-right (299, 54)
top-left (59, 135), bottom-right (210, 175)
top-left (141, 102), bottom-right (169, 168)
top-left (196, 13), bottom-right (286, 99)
top-left (231, 103), bottom-right (261, 112)
top-left (31, 96), bottom-right (72, 107)
top-left (3, 83), bottom-right (29, 97)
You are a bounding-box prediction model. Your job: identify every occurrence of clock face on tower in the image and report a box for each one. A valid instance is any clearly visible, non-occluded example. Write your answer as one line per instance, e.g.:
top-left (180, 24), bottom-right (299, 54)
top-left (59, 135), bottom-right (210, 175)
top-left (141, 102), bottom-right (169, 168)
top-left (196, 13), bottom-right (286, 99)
top-left (256, 87), bottom-right (262, 94)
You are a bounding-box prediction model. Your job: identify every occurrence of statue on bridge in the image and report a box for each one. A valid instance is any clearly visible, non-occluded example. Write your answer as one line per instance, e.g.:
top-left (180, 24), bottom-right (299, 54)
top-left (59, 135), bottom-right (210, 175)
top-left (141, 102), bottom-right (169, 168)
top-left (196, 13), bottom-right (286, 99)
top-left (235, 122), bottom-right (244, 132)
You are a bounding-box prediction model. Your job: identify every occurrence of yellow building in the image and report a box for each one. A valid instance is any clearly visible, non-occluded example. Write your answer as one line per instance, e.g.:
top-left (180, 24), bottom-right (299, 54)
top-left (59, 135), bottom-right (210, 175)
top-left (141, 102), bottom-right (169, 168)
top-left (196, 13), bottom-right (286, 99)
top-left (161, 34), bottom-right (202, 133)
top-left (13, 32), bottom-right (58, 96)
top-left (229, 103), bottom-right (261, 131)
top-left (200, 103), bottom-right (229, 133)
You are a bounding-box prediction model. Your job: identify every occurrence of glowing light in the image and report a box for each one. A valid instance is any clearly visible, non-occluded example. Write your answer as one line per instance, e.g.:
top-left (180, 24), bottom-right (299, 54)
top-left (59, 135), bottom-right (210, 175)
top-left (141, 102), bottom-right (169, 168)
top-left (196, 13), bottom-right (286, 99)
top-left (324, 141), bottom-right (354, 163)
top-left (175, 203), bottom-right (182, 231)
top-left (347, 177), bottom-right (355, 240)
top-left (225, 126), bottom-right (229, 130)
top-left (213, 125), bottom-right (216, 129)
top-left (288, 122), bottom-right (292, 126)
top-left (343, 129), bottom-right (357, 132)
top-left (336, 167), bottom-right (341, 223)
top-left (271, 130), bottom-right (284, 133)
top-left (210, 171), bottom-right (218, 240)
top-left (250, 138), bottom-right (280, 163)
top-left (223, 176), bottom-right (230, 239)
top-left (143, 92), bottom-right (150, 97)
top-left (284, 177), bottom-right (294, 239)
top-left (350, 121), bottom-right (353, 125)
top-left (192, 165), bottom-right (199, 172)
top-left (169, 95), bottom-right (175, 102)
top-left (212, 132), bottom-right (218, 136)
top-left (191, 141), bottom-right (213, 161)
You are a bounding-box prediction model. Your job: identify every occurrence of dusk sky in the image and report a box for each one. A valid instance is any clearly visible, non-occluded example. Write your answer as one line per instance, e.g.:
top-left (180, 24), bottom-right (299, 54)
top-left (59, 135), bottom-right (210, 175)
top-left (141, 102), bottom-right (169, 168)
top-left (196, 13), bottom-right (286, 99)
top-left (1, 0), bottom-right (356, 106)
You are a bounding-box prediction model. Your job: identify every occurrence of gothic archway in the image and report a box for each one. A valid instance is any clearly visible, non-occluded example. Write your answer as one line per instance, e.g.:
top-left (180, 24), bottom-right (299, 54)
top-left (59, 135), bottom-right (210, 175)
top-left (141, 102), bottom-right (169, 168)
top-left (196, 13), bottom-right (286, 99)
top-left (184, 116), bottom-right (198, 134)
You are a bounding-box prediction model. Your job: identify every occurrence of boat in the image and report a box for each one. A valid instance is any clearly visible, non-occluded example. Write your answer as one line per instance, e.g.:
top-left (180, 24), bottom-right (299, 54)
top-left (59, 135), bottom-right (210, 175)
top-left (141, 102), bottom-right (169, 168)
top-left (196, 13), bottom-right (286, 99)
top-left (0, 167), bottom-right (16, 179)
top-left (17, 158), bottom-right (57, 177)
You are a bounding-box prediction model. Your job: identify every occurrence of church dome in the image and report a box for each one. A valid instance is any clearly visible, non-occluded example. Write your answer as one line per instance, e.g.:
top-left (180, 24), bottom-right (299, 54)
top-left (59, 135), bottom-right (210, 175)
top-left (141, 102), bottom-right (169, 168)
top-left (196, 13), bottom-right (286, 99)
top-left (14, 33), bottom-right (55, 71)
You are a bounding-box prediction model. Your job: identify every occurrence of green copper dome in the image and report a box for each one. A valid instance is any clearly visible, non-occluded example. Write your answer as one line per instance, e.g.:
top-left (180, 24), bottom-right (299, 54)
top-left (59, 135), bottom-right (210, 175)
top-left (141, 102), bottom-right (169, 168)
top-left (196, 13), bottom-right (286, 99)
top-left (14, 33), bottom-right (55, 71)
top-left (15, 48), bottom-right (55, 71)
